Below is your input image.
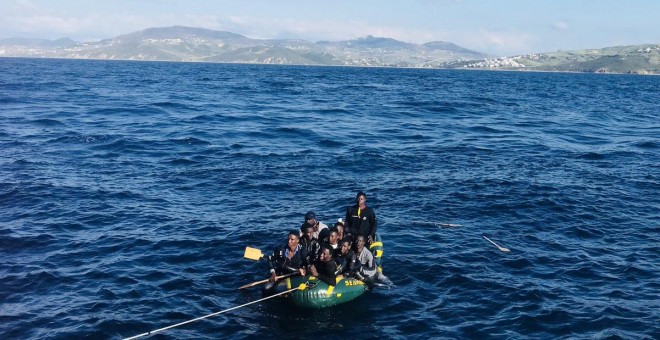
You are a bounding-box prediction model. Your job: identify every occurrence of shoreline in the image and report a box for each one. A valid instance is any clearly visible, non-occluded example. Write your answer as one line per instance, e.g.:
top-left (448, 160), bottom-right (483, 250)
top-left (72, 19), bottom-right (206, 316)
top-left (1, 55), bottom-right (657, 76)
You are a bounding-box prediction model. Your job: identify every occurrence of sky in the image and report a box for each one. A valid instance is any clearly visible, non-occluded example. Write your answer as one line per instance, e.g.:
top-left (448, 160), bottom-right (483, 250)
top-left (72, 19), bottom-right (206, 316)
top-left (1, 0), bottom-right (658, 56)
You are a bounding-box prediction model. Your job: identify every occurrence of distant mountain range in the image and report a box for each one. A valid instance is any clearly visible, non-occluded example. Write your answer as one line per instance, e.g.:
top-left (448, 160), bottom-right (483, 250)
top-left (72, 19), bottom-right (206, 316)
top-left (0, 26), bottom-right (486, 68)
top-left (1, 26), bottom-right (658, 74)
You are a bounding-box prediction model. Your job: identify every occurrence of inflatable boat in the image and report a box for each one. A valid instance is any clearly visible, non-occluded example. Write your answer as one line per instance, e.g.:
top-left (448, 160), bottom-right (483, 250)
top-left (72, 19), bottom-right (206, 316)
top-left (261, 234), bottom-right (383, 308)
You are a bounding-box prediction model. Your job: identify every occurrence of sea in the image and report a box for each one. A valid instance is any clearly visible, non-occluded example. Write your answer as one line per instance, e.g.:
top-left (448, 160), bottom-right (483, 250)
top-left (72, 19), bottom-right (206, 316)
top-left (0, 58), bottom-right (658, 339)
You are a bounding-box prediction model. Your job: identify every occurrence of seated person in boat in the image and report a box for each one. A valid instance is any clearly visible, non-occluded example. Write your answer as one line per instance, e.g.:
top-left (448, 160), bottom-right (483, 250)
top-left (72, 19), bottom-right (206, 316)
top-left (309, 245), bottom-right (337, 286)
top-left (334, 239), bottom-right (360, 277)
top-left (354, 234), bottom-right (392, 285)
top-left (300, 224), bottom-right (321, 265)
top-left (303, 210), bottom-right (329, 241)
top-left (354, 234), bottom-right (377, 280)
top-left (268, 230), bottom-right (307, 281)
top-left (334, 220), bottom-right (348, 243)
top-left (322, 227), bottom-right (340, 255)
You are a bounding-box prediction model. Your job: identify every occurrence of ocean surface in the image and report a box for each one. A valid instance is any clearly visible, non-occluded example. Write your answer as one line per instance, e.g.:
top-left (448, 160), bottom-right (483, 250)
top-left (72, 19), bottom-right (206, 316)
top-left (0, 58), bottom-right (658, 339)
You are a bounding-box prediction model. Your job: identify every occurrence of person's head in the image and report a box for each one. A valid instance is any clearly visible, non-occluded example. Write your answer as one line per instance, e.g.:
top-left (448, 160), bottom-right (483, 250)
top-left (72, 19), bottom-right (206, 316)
top-left (302, 225), bottom-right (315, 241)
top-left (328, 227), bottom-right (339, 245)
top-left (287, 230), bottom-right (300, 250)
top-left (340, 239), bottom-right (352, 255)
top-left (355, 234), bottom-right (366, 250)
top-left (334, 222), bottom-right (344, 238)
top-left (319, 246), bottom-right (332, 262)
top-left (356, 191), bottom-right (367, 206)
top-left (304, 211), bottom-right (317, 227)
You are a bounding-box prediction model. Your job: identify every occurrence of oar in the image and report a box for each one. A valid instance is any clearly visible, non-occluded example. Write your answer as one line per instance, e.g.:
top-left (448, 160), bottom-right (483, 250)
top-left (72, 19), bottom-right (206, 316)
top-left (436, 223), bottom-right (461, 227)
top-left (482, 235), bottom-right (510, 252)
top-left (411, 221), bottom-right (462, 227)
top-left (244, 246), bottom-right (265, 261)
top-left (238, 272), bottom-right (300, 290)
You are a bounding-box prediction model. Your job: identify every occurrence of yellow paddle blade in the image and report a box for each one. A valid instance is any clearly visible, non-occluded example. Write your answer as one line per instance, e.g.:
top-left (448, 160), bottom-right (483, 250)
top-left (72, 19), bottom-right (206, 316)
top-left (244, 247), bottom-right (264, 261)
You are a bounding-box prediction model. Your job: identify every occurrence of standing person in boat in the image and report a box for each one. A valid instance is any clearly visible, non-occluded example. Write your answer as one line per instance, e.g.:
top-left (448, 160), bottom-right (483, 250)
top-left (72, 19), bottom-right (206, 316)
top-left (268, 230), bottom-right (307, 282)
top-left (345, 191), bottom-right (377, 245)
top-left (302, 210), bottom-right (329, 241)
top-left (335, 239), bottom-right (360, 277)
top-left (354, 234), bottom-right (392, 285)
top-left (309, 246), bottom-right (337, 286)
top-left (300, 224), bottom-right (321, 265)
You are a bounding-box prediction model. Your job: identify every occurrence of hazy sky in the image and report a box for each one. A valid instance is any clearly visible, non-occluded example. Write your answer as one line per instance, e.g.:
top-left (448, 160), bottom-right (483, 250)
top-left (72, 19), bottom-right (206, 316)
top-left (1, 0), bottom-right (658, 55)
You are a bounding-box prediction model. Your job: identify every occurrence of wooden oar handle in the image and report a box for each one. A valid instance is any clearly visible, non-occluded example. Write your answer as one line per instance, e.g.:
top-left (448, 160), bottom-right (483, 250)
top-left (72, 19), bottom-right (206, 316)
top-left (238, 271), bottom-right (300, 289)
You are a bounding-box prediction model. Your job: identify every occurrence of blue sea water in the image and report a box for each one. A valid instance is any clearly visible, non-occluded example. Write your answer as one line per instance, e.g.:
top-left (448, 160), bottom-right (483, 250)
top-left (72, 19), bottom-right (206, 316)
top-left (0, 58), bottom-right (658, 339)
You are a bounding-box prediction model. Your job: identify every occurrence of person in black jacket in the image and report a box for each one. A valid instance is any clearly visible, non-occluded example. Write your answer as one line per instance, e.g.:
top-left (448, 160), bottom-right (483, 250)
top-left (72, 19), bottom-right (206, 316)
top-left (309, 246), bottom-right (337, 286)
top-left (345, 191), bottom-right (377, 244)
top-left (300, 224), bottom-right (321, 265)
top-left (334, 239), bottom-right (360, 277)
top-left (268, 230), bottom-right (307, 281)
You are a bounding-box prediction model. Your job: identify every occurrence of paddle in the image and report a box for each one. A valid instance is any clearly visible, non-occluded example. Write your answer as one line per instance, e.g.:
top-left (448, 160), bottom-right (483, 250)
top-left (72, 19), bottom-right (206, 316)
top-left (411, 221), bottom-right (462, 227)
top-left (244, 246), bottom-right (265, 261)
top-left (238, 272), bottom-right (300, 289)
top-left (482, 235), bottom-right (510, 252)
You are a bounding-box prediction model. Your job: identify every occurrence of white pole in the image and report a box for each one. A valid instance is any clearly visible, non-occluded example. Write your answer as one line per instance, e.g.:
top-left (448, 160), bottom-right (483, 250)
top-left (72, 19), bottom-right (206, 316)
top-left (124, 286), bottom-right (299, 340)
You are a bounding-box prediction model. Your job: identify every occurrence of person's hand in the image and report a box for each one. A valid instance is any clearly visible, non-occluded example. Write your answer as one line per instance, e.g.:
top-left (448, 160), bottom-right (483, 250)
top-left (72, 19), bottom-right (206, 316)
top-left (310, 265), bottom-right (318, 276)
top-left (367, 235), bottom-right (374, 244)
top-left (269, 271), bottom-right (277, 282)
top-left (299, 268), bottom-right (306, 276)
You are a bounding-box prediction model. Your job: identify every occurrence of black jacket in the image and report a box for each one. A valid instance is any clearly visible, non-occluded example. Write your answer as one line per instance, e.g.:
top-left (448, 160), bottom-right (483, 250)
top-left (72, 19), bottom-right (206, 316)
top-left (334, 250), bottom-right (360, 276)
top-left (313, 259), bottom-right (337, 286)
top-left (300, 237), bottom-right (321, 265)
top-left (345, 204), bottom-right (377, 239)
top-left (268, 244), bottom-right (307, 275)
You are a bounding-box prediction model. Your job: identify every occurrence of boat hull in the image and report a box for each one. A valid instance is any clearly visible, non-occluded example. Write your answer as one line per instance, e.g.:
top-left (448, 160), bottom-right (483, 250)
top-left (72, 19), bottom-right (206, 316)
top-left (264, 275), bottom-right (367, 308)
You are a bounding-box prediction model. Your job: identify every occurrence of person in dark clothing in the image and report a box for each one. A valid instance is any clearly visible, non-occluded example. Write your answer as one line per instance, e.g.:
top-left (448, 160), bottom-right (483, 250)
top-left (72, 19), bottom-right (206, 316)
top-left (334, 239), bottom-right (360, 277)
top-left (300, 224), bottom-right (321, 265)
top-left (268, 230), bottom-right (307, 282)
top-left (321, 227), bottom-right (340, 256)
top-left (309, 246), bottom-right (337, 286)
top-left (334, 220), bottom-right (347, 242)
top-left (345, 191), bottom-right (377, 244)
top-left (303, 210), bottom-right (329, 241)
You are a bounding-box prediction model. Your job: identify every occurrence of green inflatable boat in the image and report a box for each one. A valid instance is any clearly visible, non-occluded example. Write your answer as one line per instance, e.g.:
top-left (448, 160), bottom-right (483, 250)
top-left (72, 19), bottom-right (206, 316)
top-left (265, 274), bottom-right (368, 308)
top-left (262, 234), bottom-right (384, 308)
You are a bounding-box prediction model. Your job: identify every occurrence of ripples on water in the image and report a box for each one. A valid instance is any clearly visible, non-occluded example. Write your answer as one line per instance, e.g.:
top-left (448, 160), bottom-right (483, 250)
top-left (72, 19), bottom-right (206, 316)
top-left (0, 58), bottom-right (658, 339)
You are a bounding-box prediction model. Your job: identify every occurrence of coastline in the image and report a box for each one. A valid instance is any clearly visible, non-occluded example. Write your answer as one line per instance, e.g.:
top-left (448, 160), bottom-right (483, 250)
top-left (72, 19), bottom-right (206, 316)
top-left (1, 55), bottom-right (658, 76)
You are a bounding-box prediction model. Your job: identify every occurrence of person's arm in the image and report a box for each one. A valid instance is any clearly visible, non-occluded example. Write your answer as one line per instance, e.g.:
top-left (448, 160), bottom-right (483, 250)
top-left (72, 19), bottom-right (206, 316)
top-left (369, 209), bottom-right (377, 238)
top-left (335, 255), bottom-right (347, 275)
top-left (348, 253), bottom-right (361, 275)
top-left (363, 250), bottom-right (376, 271)
top-left (367, 208), bottom-right (378, 244)
top-left (268, 247), bottom-right (282, 280)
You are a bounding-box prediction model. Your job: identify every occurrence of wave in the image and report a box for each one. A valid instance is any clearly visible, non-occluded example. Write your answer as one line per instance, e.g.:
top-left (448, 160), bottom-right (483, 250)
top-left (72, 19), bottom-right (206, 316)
top-left (28, 118), bottom-right (66, 127)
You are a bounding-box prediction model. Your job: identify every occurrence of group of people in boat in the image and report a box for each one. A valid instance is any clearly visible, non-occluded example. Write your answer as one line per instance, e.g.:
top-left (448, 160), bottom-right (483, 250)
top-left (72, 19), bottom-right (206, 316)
top-left (267, 191), bottom-right (388, 287)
